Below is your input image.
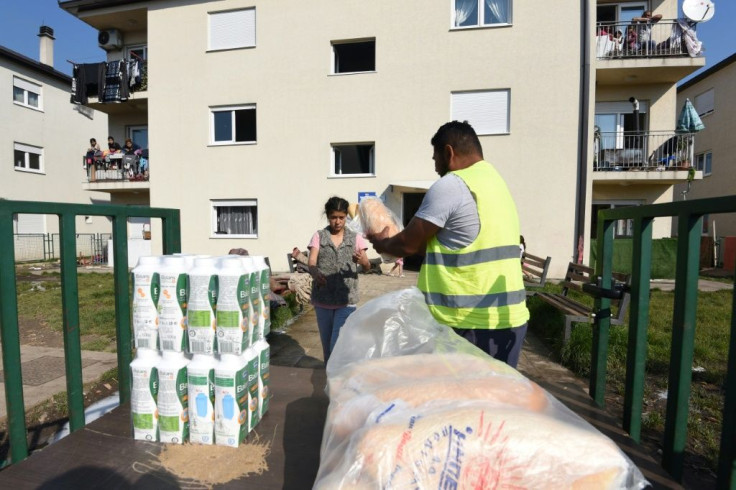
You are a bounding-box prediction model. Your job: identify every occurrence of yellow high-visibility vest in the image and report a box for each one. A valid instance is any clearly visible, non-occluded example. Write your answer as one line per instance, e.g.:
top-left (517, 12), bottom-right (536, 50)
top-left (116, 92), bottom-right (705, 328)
top-left (417, 160), bottom-right (529, 329)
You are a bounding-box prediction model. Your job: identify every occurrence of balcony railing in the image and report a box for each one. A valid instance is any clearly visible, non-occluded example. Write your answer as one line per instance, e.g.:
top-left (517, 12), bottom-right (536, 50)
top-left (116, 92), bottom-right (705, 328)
top-left (84, 152), bottom-right (149, 183)
top-left (594, 130), bottom-right (694, 171)
top-left (596, 20), bottom-right (702, 59)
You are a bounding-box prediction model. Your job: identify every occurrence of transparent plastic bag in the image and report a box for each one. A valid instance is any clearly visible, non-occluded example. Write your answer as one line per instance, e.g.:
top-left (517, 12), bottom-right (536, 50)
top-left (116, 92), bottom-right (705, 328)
top-left (356, 197), bottom-right (403, 263)
top-left (315, 288), bottom-right (649, 490)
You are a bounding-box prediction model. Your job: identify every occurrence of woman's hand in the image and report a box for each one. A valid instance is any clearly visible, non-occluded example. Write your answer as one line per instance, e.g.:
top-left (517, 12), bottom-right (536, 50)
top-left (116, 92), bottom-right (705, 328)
top-left (352, 249), bottom-right (370, 270)
top-left (309, 265), bottom-right (327, 286)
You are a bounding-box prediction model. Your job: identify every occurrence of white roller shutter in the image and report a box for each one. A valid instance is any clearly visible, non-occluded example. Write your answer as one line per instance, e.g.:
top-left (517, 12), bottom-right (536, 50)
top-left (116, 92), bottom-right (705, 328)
top-left (209, 8), bottom-right (256, 50)
top-left (694, 89), bottom-right (714, 116)
top-left (451, 90), bottom-right (510, 135)
top-left (16, 214), bottom-right (46, 234)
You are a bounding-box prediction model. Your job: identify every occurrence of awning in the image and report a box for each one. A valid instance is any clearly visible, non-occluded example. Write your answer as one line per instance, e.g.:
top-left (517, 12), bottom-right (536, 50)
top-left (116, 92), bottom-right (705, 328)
top-left (390, 180), bottom-right (436, 192)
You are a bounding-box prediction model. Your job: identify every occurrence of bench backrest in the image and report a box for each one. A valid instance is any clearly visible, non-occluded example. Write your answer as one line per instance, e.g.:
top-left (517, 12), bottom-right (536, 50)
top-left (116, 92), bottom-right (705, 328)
top-left (522, 252), bottom-right (551, 287)
top-left (561, 262), bottom-right (631, 321)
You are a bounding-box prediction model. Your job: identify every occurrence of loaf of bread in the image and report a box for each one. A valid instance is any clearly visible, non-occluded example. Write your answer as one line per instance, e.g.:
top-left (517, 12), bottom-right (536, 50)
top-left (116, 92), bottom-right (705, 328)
top-left (358, 197), bottom-right (401, 238)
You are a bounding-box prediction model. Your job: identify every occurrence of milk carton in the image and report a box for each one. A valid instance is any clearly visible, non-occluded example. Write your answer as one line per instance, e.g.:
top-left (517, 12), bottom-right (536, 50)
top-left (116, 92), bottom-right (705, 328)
top-left (254, 339), bottom-right (270, 418)
top-left (253, 256), bottom-right (272, 338)
top-left (132, 256), bottom-right (161, 350)
top-left (130, 348), bottom-right (160, 441)
top-left (240, 257), bottom-right (261, 345)
top-left (187, 257), bottom-right (218, 355)
top-left (157, 255), bottom-right (189, 352)
top-left (216, 257), bottom-right (251, 355)
top-left (187, 354), bottom-right (217, 445)
top-left (214, 354), bottom-right (249, 447)
top-left (244, 347), bottom-right (260, 432)
top-left (157, 351), bottom-right (189, 443)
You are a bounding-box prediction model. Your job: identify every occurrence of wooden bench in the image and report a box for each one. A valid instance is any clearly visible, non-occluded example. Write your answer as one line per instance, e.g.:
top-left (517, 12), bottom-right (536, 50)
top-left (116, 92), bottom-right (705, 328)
top-left (287, 252), bottom-right (309, 273)
top-left (535, 262), bottom-right (630, 344)
top-left (522, 252), bottom-right (552, 294)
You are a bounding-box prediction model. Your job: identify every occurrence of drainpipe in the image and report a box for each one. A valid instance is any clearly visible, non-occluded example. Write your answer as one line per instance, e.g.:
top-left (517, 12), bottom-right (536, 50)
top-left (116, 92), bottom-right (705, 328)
top-left (574, 0), bottom-right (592, 264)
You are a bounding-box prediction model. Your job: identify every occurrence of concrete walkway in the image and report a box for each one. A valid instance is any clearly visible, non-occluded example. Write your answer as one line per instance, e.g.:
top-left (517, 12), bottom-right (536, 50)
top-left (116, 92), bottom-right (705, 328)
top-left (0, 345), bottom-right (117, 419)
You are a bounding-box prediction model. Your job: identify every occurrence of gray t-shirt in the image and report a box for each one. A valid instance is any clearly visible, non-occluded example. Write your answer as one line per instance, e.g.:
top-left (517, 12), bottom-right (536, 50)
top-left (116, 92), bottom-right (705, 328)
top-left (414, 173), bottom-right (479, 250)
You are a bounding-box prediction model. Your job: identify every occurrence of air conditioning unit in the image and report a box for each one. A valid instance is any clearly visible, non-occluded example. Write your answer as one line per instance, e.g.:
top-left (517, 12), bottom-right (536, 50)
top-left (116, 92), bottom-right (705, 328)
top-left (98, 29), bottom-right (123, 51)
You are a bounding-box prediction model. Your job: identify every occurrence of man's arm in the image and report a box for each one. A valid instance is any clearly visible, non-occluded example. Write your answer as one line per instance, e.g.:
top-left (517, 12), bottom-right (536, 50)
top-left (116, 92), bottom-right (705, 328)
top-left (367, 216), bottom-right (440, 257)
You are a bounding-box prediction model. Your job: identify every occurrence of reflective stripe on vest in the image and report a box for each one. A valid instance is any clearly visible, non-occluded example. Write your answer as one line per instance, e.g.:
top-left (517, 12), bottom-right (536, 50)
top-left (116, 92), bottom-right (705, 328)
top-left (423, 289), bottom-right (527, 309)
top-left (425, 245), bottom-right (521, 267)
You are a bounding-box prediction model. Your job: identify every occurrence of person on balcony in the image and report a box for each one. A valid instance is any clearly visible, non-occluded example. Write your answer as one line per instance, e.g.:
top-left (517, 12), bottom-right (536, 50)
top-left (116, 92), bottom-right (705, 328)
top-left (85, 138), bottom-right (101, 182)
top-left (632, 10), bottom-right (662, 53)
top-left (122, 138), bottom-right (141, 155)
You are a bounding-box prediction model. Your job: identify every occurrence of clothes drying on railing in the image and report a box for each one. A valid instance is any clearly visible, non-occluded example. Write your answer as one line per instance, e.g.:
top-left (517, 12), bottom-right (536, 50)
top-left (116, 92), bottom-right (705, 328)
top-left (70, 58), bottom-right (144, 105)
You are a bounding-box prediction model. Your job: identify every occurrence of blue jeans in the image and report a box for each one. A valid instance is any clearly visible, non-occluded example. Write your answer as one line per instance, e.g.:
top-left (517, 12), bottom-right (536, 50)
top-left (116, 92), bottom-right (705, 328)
top-left (314, 305), bottom-right (356, 363)
top-left (453, 324), bottom-right (528, 368)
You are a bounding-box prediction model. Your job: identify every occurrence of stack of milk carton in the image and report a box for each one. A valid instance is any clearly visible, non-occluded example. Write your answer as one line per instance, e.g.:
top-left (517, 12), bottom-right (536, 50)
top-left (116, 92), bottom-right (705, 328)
top-left (130, 254), bottom-right (271, 447)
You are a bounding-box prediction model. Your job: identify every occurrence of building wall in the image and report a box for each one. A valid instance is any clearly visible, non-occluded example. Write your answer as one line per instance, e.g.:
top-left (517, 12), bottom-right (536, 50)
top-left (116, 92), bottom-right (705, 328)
top-left (676, 58), bottom-right (736, 237)
top-left (1, 56), bottom-right (110, 234)
top-left (147, 0), bottom-right (583, 275)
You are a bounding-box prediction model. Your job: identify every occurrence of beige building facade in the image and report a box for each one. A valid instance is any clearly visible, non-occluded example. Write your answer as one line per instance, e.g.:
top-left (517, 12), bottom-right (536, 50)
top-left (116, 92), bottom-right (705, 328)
top-left (61, 0), bottom-right (706, 275)
top-left (1, 29), bottom-right (110, 260)
top-left (676, 53), bottom-right (736, 238)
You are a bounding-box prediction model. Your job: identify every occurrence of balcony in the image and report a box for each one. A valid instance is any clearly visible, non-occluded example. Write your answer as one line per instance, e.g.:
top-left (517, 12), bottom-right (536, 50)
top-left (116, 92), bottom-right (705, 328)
top-left (595, 20), bottom-right (705, 85)
top-left (82, 153), bottom-right (150, 194)
top-left (72, 60), bottom-right (148, 116)
top-left (593, 130), bottom-right (703, 184)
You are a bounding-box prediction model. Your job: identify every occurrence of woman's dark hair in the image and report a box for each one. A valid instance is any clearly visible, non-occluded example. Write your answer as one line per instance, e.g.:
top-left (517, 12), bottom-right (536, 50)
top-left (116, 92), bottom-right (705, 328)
top-left (324, 196), bottom-right (349, 215)
top-left (90, 138), bottom-right (97, 145)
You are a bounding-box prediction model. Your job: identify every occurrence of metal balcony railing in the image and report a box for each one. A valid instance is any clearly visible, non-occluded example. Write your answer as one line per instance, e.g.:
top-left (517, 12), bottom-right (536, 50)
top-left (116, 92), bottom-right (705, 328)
top-left (592, 196), bottom-right (736, 487)
top-left (596, 20), bottom-right (702, 59)
top-left (84, 153), bottom-right (149, 183)
top-left (0, 200), bottom-right (181, 465)
top-left (594, 130), bottom-right (694, 171)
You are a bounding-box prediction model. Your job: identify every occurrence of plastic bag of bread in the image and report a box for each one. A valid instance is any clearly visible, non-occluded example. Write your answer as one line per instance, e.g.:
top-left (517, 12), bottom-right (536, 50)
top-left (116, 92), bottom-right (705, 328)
top-left (357, 196), bottom-right (403, 263)
top-left (314, 288), bottom-right (648, 490)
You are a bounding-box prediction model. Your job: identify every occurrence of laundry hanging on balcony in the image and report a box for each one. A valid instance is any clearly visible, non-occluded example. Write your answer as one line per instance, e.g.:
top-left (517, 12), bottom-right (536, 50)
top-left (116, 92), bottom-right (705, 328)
top-left (676, 98), bottom-right (705, 133)
top-left (70, 58), bottom-right (144, 105)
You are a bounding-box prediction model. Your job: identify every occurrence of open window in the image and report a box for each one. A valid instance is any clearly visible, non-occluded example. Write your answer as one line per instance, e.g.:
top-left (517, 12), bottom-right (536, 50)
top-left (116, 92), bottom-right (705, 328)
top-left (210, 105), bottom-right (256, 145)
top-left (332, 39), bottom-right (375, 74)
top-left (331, 143), bottom-right (375, 177)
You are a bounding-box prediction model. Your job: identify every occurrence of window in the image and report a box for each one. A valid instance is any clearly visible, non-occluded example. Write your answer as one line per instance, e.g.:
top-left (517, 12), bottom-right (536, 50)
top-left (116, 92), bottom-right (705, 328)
top-left (209, 8), bottom-right (256, 51)
top-left (331, 143), bottom-right (375, 176)
top-left (452, 90), bottom-right (510, 135)
top-left (594, 101), bottom-right (649, 150)
top-left (596, 3), bottom-right (646, 23)
top-left (695, 151), bottom-right (712, 176)
top-left (210, 105), bottom-right (256, 144)
top-left (13, 77), bottom-right (42, 110)
top-left (332, 40), bottom-right (375, 74)
top-left (591, 202), bottom-right (640, 239)
top-left (14, 143), bottom-right (43, 173)
top-left (453, 0), bottom-right (511, 28)
top-left (211, 200), bottom-right (258, 237)
top-left (694, 89), bottom-right (714, 117)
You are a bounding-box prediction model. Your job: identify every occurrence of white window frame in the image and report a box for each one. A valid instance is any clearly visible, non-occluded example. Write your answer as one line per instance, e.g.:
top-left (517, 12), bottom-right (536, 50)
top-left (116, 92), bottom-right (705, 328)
top-left (451, 0), bottom-right (513, 29)
top-left (210, 199), bottom-right (258, 238)
top-left (695, 151), bottom-right (712, 176)
top-left (331, 39), bottom-right (376, 75)
top-left (208, 8), bottom-right (256, 51)
top-left (330, 143), bottom-right (376, 178)
top-left (594, 100), bottom-right (650, 149)
top-left (592, 200), bottom-right (641, 238)
top-left (694, 88), bottom-right (714, 117)
top-left (209, 104), bottom-right (257, 145)
top-left (13, 76), bottom-right (42, 111)
top-left (14, 143), bottom-right (44, 174)
top-left (451, 89), bottom-right (510, 135)
top-left (127, 44), bottom-right (147, 60)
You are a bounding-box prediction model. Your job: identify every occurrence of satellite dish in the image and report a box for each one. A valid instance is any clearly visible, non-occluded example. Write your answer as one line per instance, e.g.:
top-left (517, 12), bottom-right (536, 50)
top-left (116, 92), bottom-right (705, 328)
top-left (683, 0), bottom-right (715, 22)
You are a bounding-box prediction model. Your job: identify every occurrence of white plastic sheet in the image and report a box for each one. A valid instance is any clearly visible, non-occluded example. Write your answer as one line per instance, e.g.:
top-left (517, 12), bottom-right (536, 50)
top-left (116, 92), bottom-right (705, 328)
top-left (315, 288), bottom-right (649, 489)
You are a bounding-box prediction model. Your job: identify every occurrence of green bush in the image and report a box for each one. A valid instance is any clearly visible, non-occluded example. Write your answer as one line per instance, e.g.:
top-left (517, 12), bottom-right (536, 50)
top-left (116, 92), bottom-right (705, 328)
top-left (589, 237), bottom-right (678, 279)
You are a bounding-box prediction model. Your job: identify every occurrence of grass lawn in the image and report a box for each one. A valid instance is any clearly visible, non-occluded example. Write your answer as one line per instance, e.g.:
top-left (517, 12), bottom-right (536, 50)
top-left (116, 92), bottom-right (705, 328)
top-left (528, 279), bottom-right (733, 473)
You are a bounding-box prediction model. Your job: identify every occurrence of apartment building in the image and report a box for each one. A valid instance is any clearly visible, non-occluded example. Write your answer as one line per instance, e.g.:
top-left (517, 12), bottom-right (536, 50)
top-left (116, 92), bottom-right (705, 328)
top-left (60, 0), bottom-right (706, 275)
top-left (1, 27), bottom-right (110, 259)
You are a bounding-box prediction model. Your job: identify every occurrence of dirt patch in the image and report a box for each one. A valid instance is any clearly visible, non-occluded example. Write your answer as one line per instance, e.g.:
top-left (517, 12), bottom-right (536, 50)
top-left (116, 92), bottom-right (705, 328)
top-left (17, 318), bottom-right (64, 349)
top-left (147, 439), bottom-right (271, 487)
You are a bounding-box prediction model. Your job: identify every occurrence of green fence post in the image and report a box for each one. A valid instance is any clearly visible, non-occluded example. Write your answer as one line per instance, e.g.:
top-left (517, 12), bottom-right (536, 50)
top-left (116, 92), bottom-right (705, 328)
top-left (112, 215), bottom-right (132, 404)
top-left (717, 285), bottom-right (736, 489)
top-left (161, 210), bottom-right (182, 255)
top-left (623, 216), bottom-right (653, 442)
top-left (0, 208), bottom-right (29, 463)
top-left (662, 212), bottom-right (702, 481)
top-left (590, 215), bottom-right (615, 406)
top-left (58, 213), bottom-right (85, 432)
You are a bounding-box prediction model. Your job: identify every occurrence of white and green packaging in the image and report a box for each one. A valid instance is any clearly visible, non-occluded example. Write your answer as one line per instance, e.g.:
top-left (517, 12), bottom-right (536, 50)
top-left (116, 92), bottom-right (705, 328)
top-left (214, 354), bottom-right (249, 447)
top-left (130, 348), bottom-right (160, 441)
top-left (187, 354), bottom-right (217, 445)
top-left (216, 257), bottom-right (251, 355)
top-left (253, 257), bottom-right (271, 338)
top-left (254, 339), bottom-right (270, 418)
top-left (157, 255), bottom-right (189, 352)
top-left (187, 257), bottom-right (218, 355)
top-left (157, 351), bottom-right (189, 444)
top-left (132, 256), bottom-right (161, 350)
top-left (244, 347), bottom-right (260, 432)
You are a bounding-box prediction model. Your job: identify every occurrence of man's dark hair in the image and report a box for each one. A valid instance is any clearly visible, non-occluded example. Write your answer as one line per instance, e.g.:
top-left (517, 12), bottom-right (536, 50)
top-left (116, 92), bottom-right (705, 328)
top-left (108, 136), bottom-right (114, 140)
top-left (431, 121), bottom-right (483, 158)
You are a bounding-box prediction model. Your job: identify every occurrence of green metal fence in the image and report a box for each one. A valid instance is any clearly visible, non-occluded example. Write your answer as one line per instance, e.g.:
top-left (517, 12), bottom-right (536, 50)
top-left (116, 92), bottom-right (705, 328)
top-left (592, 195), bottom-right (735, 489)
top-left (0, 200), bottom-right (180, 465)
